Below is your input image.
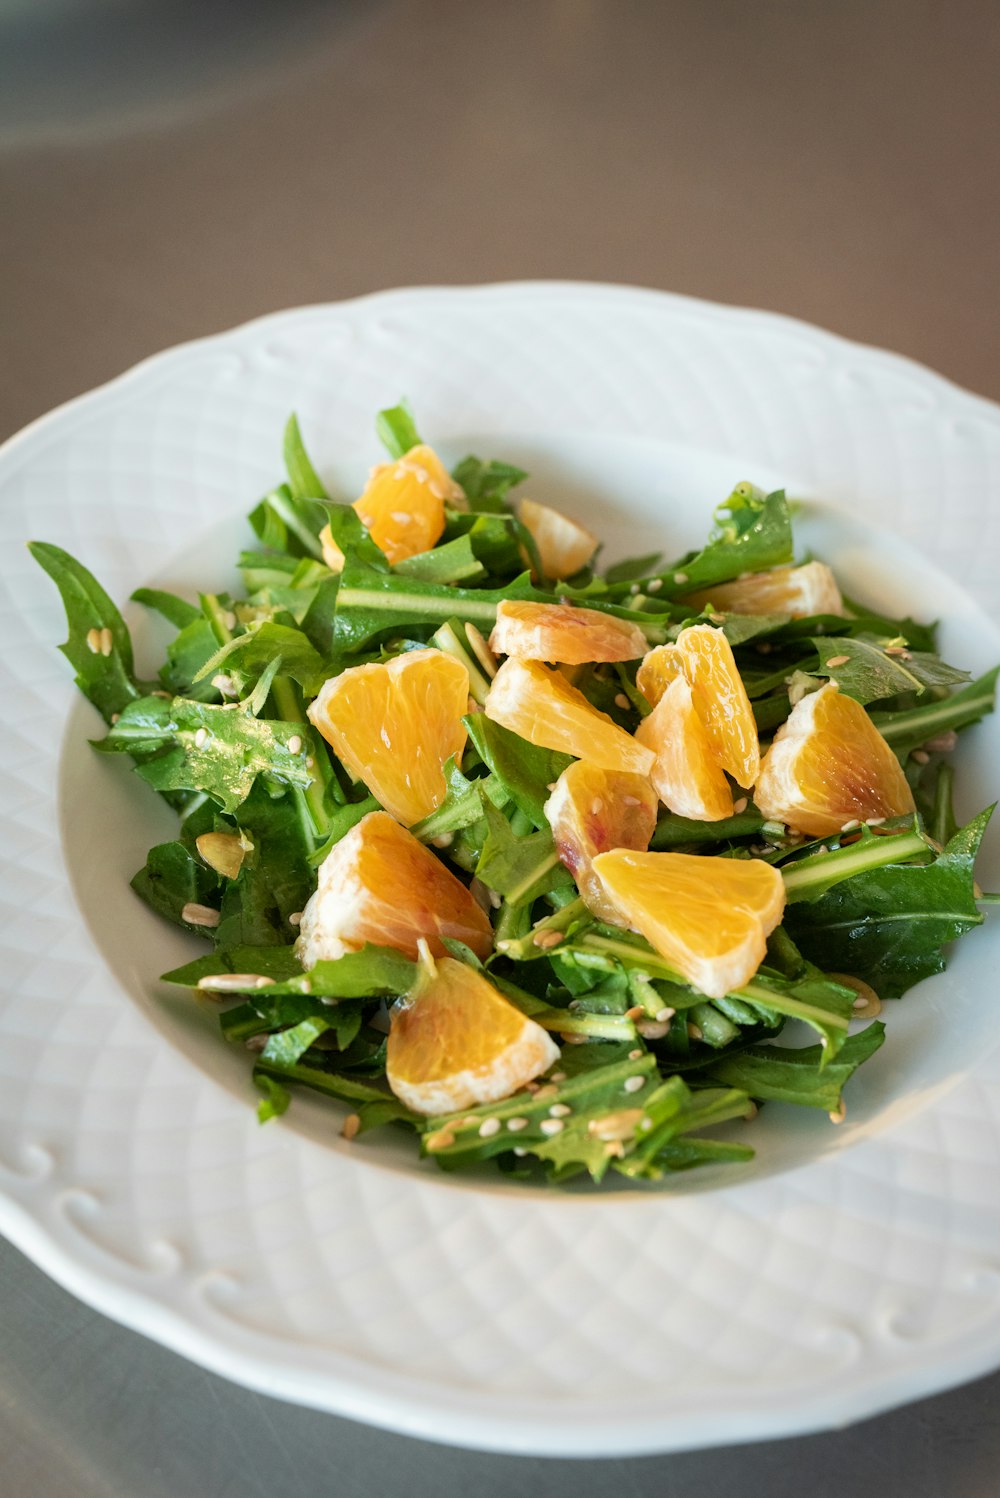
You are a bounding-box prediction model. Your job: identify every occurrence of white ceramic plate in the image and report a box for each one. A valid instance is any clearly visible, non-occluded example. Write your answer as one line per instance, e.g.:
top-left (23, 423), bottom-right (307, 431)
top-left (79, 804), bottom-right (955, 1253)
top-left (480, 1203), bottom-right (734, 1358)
top-left (2, 283), bottom-right (1000, 1456)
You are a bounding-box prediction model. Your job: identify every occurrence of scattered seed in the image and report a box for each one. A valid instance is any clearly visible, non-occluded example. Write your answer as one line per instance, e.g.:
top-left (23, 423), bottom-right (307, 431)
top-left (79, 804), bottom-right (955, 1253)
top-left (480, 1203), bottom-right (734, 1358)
top-left (85, 627), bottom-right (101, 653)
top-left (924, 730), bottom-right (958, 753)
top-left (197, 972), bottom-right (276, 991)
top-left (212, 672), bottom-right (236, 696)
top-left (194, 727), bottom-right (208, 749)
top-left (289, 911), bottom-right (302, 926)
top-left (561, 1032), bottom-right (590, 1045)
top-left (588, 1108), bottom-right (644, 1141)
top-left (525, 1081), bottom-right (541, 1094)
top-left (647, 577), bottom-right (663, 593)
top-left (629, 583), bottom-right (641, 596)
top-left (733, 797), bottom-right (748, 815)
top-left (222, 610), bottom-right (237, 631)
top-left (466, 622), bottom-right (499, 678)
top-left (306, 755), bottom-right (315, 770)
top-left (623, 1075), bottom-right (645, 1094)
top-left (840, 819), bottom-right (860, 832)
top-left (636, 1019), bottom-right (670, 1040)
top-left (911, 748), bottom-right (930, 764)
top-left (512, 1146), bottom-right (529, 1157)
top-left (489, 889), bottom-right (502, 910)
top-left (196, 831), bottom-right (245, 879)
top-left (182, 902), bottom-right (220, 928)
top-left (687, 1022), bottom-right (703, 1041)
top-left (828, 1102), bottom-right (847, 1125)
top-left (99, 627), bottom-right (114, 656)
top-left (425, 1129), bottom-right (455, 1151)
top-left (624, 1005), bottom-right (645, 1021)
top-left (431, 833), bottom-right (454, 849)
top-left (614, 692), bottom-right (631, 710)
top-left (533, 929), bottom-right (563, 950)
top-left (590, 797), bottom-right (605, 816)
top-left (288, 734), bottom-right (303, 755)
top-left (507, 1117), bottom-right (529, 1132)
top-left (478, 1117), bottom-right (502, 1138)
top-left (341, 1113), bottom-right (361, 1141)
top-left (628, 1048), bottom-right (643, 1060)
top-left (654, 1006), bottom-right (675, 1023)
top-left (534, 1083), bottom-right (558, 1100)
top-left (110, 712), bottom-right (120, 725)
top-left (673, 572), bottom-right (689, 585)
top-left (866, 817), bottom-right (886, 826)
top-left (825, 655), bottom-right (850, 668)
top-left (623, 794), bottom-right (641, 807)
top-left (540, 1118), bottom-right (564, 1136)
top-left (550, 1070), bottom-right (566, 1082)
top-left (604, 1140), bottom-right (626, 1158)
top-left (884, 645), bottom-right (911, 659)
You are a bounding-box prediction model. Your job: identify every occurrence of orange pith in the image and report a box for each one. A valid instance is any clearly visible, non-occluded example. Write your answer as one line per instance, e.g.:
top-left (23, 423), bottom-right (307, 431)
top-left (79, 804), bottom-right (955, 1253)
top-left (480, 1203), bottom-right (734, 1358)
top-left (517, 497), bottom-right (598, 580)
top-left (591, 850), bottom-right (786, 1000)
top-left (674, 624), bottom-right (760, 789)
top-left (295, 812), bottom-right (493, 967)
top-left (489, 599), bottom-right (648, 665)
top-left (386, 956), bottom-right (559, 1115)
top-left (635, 644), bottom-right (686, 709)
top-left (543, 762), bottom-right (658, 923)
top-left (308, 648), bottom-right (469, 826)
top-left (354, 444), bottom-right (463, 565)
top-left (681, 562), bottom-right (844, 619)
top-left (754, 681), bottom-right (915, 837)
top-left (635, 676), bottom-right (734, 821)
top-left (485, 657), bottom-right (655, 775)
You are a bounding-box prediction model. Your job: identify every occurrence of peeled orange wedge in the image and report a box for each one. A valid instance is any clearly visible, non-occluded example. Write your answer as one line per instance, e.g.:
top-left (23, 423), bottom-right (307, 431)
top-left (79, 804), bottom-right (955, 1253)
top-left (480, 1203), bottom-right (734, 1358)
top-left (635, 676), bottom-right (734, 821)
top-left (635, 643), bottom-right (686, 709)
top-left (354, 444), bottom-right (464, 565)
top-left (674, 624), bottom-right (760, 789)
top-left (489, 599), bottom-right (648, 664)
top-left (308, 648), bottom-right (469, 826)
top-left (754, 681), bottom-right (915, 837)
top-left (543, 762), bottom-right (658, 923)
top-left (485, 657), bottom-right (655, 774)
top-left (592, 850), bottom-right (785, 999)
top-left (295, 812), bottom-right (493, 967)
top-left (518, 497), bottom-right (598, 580)
top-left (681, 562), bottom-right (844, 619)
top-left (386, 954), bottom-right (559, 1116)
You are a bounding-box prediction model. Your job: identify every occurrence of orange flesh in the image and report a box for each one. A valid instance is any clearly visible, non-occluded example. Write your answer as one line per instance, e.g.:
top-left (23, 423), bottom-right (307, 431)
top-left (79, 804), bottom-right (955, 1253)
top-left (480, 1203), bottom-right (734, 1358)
top-left (489, 599), bottom-right (648, 664)
top-left (635, 644), bottom-right (686, 709)
top-left (543, 762), bottom-right (658, 923)
top-left (485, 657), bottom-right (655, 775)
top-left (754, 681), bottom-right (915, 837)
top-left (681, 562), bottom-right (844, 619)
top-left (517, 497), bottom-right (598, 580)
top-left (308, 648), bottom-right (469, 827)
top-left (354, 445), bottom-right (461, 564)
top-left (635, 676), bottom-right (734, 822)
top-left (675, 624), bottom-right (760, 789)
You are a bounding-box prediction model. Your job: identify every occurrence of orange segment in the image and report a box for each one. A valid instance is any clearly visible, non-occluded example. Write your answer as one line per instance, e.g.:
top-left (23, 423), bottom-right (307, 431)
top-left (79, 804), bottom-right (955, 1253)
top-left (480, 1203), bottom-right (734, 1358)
top-left (517, 497), bottom-right (598, 579)
top-left (386, 955), bottom-right (559, 1115)
top-left (489, 599), bottom-right (648, 664)
top-left (543, 763), bottom-right (658, 923)
top-left (354, 444), bottom-right (463, 564)
top-left (635, 643), bottom-right (686, 709)
top-left (296, 812), bottom-right (493, 966)
top-left (754, 681), bottom-right (915, 837)
top-left (485, 658), bottom-right (655, 775)
top-left (308, 648), bottom-right (469, 826)
top-left (682, 562), bottom-right (844, 619)
top-left (635, 676), bottom-right (734, 822)
top-left (592, 850), bottom-right (785, 999)
top-left (675, 624), bottom-right (760, 789)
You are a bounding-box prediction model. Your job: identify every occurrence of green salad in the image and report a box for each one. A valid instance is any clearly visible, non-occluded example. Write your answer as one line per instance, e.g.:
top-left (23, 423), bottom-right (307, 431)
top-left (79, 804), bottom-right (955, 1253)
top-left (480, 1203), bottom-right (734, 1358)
top-left (31, 404), bottom-right (998, 1185)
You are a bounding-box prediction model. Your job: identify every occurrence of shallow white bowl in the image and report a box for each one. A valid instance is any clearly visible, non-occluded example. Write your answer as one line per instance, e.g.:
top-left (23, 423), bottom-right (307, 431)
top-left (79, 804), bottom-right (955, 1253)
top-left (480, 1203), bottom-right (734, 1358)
top-left (2, 283), bottom-right (999, 1454)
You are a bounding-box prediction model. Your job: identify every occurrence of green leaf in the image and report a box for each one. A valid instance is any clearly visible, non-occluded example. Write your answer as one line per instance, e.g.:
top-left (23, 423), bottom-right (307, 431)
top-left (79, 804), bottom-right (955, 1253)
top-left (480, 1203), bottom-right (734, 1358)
top-left (409, 758), bottom-right (508, 842)
top-left (705, 1023), bottom-right (886, 1110)
top-left (613, 1078), bottom-right (753, 1180)
top-left (812, 635), bottom-right (970, 705)
top-left (449, 455), bottom-right (527, 510)
top-left (656, 486), bottom-right (793, 598)
top-left (162, 944), bottom-right (303, 986)
top-left (393, 535), bottom-right (486, 585)
top-left (30, 541), bottom-right (144, 721)
top-left (872, 666), bottom-right (999, 754)
top-left (375, 401), bottom-right (422, 459)
top-left (183, 943), bottom-right (416, 1002)
top-left (476, 796), bottom-right (570, 903)
top-left (131, 587), bottom-right (200, 629)
top-left (785, 808), bottom-right (992, 997)
top-left (255, 1072), bottom-right (291, 1123)
top-left (100, 695), bottom-right (314, 814)
top-left (284, 413), bottom-right (330, 501)
top-left (464, 713), bottom-right (573, 828)
top-left (650, 807), bottom-right (765, 849)
top-left (195, 621), bottom-right (330, 697)
top-left (130, 841), bottom-right (220, 931)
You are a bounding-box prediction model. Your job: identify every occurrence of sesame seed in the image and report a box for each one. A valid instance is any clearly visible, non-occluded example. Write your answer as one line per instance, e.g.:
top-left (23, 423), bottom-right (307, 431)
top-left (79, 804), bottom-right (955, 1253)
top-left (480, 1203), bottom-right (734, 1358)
top-left (288, 911), bottom-right (302, 926)
top-left (212, 673), bottom-right (236, 696)
top-left (647, 577), bottom-right (663, 593)
top-left (288, 734), bottom-right (303, 755)
top-left (588, 1108), bottom-right (644, 1141)
top-left (825, 655), bottom-right (850, 668)
top-left (654, 1006), bottom-right (675, 1023)
top-left (614, 693), bottom-right (631, 710)
top-left (550, 1071), bottom-right (566, 1083)
top-left (194, 727), bottom-right (208, 749)
top-left (99, 627), bottom-right (113, 656)
top-left (560, 1032), bottom-right (589, 1045)
top-left (623, 794), bottom-right (641, 807)
top-left (828, 1102), bottom-right (846, 1125)
top-left (306, 756), bottom-right (315, 770)
top-left (222, 610), bottom-right (237, 631)
top-left (546, 782), bottom-right (557, 792)
top-left (182, 902), bottom-right (220, 928)
top-left (539, 1118), bottom-right (564, 1136)
top-left (489, 889), bottom-right (502, 909)
top-left (513, 1146), bottom-right (529, 1157)
top-left (628, 1048), bottom-right (643, 1060)
top-left (911, 748), bottom-right (930, 764)
top-left (390, 511), bottom-right (412, 526)
top-left (636, 1018), bottom-right (670, 1039)
top-left (733, 797), bottom-right (748, 814)
top-left (673, 572), bottom-right (689, 585)
top-left (534, 1083), bottom-right (558, 1100)
top-left (197, 972), bottom-right (276, 992)
top-left (624, 1005), bottom-right (644, 1021)
top-left (840, 819), bottom-right (860, 832)
top-left (533, 928), bottom-right (563, 950)
top-left (341, 1113), bottom-right (361, 1141)
top-left (687, 1022), bottom-right (703, 1041)
top-left (924, 730), bottom-right (958, 753)
top-left (110, 712), bottom-right (120, 725)
top-left (507, 1117), bottom-right (529, 1132)
top-left (629, 583), bottom-right (641, 595)
top-left (866, 816), bottom-right (886, 826)
top-left (85, 628), bottom-right (101, 653)
top-left (478, 1117), bottom-right (502, 1138)
top-left (425, 1129), bottom-right (455, 1151)
top-left (431, 833), bottom-right (454, 848)
top-left (549, 1103), bottom-right (571, 1118)
top-left (590, 797), bottom-right (604, 815)
top-left (623, 1075), bottom-right (645, 1094)
top-left (525, 1081), bottom-right (541, 1093)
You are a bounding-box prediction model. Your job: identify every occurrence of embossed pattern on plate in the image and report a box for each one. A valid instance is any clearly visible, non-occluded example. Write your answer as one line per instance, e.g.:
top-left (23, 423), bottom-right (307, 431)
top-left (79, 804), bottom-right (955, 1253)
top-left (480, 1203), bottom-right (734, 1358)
top-left (1, 284), bottom-right (999, 1455)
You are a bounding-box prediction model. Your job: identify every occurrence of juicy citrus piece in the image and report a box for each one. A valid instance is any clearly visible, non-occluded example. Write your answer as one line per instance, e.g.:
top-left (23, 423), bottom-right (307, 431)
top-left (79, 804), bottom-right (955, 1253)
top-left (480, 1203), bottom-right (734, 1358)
top-left (635, 676), bottom-right (734, 821)
top-left (489, 599), bottom-right (648, 665)
top-left (308, 648), bottom-right (469, 826)
top-left (675, 624), bottom-right (760, 789)
top-left (682, 562), bottom-right (844, 619)
top-left (543, 762), bottom-right (658, 922)
top-left (754, 681), bottom-right (915, 837)
top-left (635, 643), bottom-right (686, 709)
top-left (592, 850), bottom-right (785, 999)
top-left (517, 497), bottom-right (598, 580)
top-left (354, 444), bottom-right (463, 565)
top-left (485, 657), bottom-right (655, 775)
top-left (386, 955), bottom-right (559, 1115)
top-left (295, 812), bottom-right (493, 966)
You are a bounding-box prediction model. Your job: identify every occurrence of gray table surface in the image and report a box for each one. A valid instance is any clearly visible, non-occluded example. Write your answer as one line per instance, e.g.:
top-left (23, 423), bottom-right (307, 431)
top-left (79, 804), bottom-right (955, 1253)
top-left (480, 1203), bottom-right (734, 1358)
top-left (2, 1), bottom-right (999, 1491)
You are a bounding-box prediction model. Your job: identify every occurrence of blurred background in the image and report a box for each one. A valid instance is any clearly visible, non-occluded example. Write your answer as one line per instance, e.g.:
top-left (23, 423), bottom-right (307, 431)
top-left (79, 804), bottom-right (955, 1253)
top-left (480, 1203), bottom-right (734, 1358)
top-left (3, 2), bottom-right (1000, 1494)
